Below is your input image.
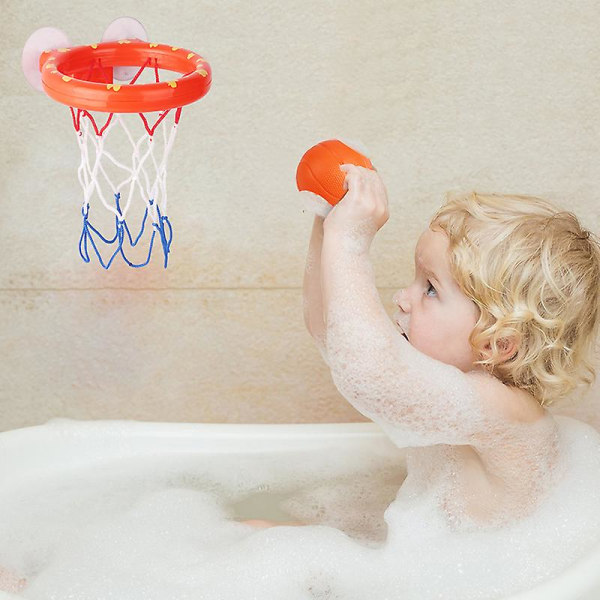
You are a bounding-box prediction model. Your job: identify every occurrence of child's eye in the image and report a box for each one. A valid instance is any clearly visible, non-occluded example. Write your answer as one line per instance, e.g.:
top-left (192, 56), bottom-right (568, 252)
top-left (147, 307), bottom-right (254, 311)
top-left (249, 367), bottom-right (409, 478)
top-left (425, 280), bottom-right (437, 297)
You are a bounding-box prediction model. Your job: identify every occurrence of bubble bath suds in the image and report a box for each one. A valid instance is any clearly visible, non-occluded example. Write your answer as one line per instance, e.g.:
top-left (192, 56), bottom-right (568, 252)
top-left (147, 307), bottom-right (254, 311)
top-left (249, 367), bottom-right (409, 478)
top-left (0, 416), bottom-right (599, 599)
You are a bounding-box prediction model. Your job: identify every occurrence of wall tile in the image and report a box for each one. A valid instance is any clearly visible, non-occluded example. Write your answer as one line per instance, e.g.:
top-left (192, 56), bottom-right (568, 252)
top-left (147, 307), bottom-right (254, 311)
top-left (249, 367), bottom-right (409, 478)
top-left (3, 1), bottom-right (600, 430)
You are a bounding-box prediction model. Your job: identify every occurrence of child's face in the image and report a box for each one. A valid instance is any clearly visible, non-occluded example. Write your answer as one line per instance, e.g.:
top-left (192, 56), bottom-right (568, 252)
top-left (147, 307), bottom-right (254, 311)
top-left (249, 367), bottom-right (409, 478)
top-left (393, 227), bottom-right (481, 372)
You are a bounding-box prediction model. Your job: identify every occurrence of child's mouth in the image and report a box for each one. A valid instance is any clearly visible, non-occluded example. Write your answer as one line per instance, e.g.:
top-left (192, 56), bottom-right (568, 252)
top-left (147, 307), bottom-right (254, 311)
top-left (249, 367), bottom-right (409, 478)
top-left (393, 313), bottom-right (410, 341)
top-left (395, 321), bottom-right (410, 341)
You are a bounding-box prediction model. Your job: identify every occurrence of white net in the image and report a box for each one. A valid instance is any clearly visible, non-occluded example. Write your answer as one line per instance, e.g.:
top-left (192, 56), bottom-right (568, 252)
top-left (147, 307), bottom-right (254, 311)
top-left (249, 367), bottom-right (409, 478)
top-left (71, 107), bottom-right (182, 268)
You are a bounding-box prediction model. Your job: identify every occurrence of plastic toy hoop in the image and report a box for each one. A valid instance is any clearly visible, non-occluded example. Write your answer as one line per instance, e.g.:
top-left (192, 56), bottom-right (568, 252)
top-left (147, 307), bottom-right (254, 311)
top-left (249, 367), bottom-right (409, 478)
top-left (39, 39), bottom-right (212, 113)
top-left (33, 37), bottom-right (212, 269)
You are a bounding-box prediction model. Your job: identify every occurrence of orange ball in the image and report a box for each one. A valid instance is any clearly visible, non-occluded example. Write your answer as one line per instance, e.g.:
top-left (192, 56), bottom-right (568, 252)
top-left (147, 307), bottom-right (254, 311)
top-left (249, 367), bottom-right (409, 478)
top-left (296, 139), bottom-right (374, 206)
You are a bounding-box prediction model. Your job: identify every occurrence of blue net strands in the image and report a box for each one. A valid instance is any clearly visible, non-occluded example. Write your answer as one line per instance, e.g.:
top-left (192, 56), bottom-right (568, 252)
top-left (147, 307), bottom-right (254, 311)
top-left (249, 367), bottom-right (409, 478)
top-left (79, 192), bottom-right (173, 269)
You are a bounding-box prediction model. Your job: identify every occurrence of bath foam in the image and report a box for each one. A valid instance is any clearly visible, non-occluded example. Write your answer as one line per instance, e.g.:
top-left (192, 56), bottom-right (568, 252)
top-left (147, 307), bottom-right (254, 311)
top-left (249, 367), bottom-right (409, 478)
top-left (0, 418), bottom-right (599, 599)
top-left (0, 440), bottom-right (405, 599)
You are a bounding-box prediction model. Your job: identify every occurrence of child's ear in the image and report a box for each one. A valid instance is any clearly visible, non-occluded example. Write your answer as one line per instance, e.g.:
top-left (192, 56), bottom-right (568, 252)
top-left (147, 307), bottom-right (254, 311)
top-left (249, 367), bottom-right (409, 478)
top-left (483, 337), bottom-right (518, 363)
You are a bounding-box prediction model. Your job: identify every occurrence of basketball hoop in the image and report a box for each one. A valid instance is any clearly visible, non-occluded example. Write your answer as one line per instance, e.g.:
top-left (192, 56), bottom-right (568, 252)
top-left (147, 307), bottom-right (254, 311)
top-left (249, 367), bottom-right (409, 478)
top-left (22, 18), bottom-right (212, 268)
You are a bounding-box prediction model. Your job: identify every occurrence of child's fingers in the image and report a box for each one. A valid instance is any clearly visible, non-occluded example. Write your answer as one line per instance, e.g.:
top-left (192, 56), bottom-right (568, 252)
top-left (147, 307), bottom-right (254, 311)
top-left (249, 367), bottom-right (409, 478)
top-left (339, 163), bottom-right (362, 177)
top-left (340, 163), bottom-right (351, 191)
top-left (339, 164), bottom-right (362, 192)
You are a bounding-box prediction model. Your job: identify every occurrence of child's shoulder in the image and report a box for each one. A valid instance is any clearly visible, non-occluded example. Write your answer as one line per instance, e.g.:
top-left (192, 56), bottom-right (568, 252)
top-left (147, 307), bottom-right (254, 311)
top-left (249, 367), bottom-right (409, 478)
top-left (465, 370), bottom-right (546, 425)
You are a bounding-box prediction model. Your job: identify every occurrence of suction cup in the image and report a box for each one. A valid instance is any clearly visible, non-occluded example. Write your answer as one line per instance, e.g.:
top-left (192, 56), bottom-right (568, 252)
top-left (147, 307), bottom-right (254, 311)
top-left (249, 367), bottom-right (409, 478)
top-left (102, 17), bottom-right (148, 82)
top-left (22, 27), bottom-right (71, 91)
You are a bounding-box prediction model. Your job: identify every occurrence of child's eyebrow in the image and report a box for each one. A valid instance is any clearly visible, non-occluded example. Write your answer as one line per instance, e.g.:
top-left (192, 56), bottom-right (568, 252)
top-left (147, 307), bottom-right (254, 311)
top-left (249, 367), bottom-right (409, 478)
top-left (415, 256), bottom-right (440, 281)
top-left (424, 268), bottom-right (444, 289)
top-left (415, 256), bottom-right (444, 287)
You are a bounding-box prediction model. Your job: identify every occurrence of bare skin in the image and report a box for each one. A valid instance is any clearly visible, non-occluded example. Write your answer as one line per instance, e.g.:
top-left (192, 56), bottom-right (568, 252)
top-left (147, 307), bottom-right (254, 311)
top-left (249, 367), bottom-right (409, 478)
top-left (304, 165), bottom-right (558, 527)
top-left (0, 565), bottom-right (26, 594)
top-left (238, 519), bottom-right (304, 528)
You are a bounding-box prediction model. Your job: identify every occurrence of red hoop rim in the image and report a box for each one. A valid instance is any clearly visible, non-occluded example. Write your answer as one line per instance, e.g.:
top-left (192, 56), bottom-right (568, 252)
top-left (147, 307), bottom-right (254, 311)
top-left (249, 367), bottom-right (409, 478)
top-left (39, 39), bottom-right (212, 113)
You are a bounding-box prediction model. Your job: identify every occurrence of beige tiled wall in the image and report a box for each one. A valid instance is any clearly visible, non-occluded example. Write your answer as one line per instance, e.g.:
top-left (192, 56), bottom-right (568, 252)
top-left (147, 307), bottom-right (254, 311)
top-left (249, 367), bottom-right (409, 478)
top-left (2, 1), bottom-right (599, 431)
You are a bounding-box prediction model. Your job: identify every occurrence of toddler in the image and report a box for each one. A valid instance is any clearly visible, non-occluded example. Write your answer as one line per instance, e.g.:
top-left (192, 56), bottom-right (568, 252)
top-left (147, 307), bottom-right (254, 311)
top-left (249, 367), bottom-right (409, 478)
top-left (299, 165), bottom-right (600, 529)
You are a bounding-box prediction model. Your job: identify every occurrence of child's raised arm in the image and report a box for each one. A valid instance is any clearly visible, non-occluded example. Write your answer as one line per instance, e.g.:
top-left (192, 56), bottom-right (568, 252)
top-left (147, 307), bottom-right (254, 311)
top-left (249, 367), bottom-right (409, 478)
top-left (320, 166), bottom-right (505, 448)
top-left (303, 215), bottom-right (328, 363)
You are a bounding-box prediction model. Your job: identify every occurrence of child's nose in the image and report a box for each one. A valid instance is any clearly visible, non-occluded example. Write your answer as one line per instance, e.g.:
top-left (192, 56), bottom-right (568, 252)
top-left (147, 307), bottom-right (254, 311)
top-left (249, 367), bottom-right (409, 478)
top-left (393, 289), bottom-right (411, 313)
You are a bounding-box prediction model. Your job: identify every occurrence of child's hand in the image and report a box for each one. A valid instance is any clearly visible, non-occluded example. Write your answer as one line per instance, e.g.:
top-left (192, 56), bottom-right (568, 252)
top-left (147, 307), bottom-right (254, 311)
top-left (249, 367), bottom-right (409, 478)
top-left (323, 164), bottom-right (389, 246)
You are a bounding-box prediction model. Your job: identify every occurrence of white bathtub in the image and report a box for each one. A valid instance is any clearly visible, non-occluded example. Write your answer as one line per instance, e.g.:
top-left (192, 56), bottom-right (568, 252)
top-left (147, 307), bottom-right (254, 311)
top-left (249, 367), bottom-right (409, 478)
top-left (0, 419), bottom-right (599, 600)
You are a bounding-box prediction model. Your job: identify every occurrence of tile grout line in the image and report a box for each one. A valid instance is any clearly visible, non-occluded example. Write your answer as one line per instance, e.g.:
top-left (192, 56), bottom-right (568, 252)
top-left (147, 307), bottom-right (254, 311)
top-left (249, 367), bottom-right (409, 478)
top-left (0, 286), bottom-right (399, 292)
top-left (0, 287), bottom-right (302, 292)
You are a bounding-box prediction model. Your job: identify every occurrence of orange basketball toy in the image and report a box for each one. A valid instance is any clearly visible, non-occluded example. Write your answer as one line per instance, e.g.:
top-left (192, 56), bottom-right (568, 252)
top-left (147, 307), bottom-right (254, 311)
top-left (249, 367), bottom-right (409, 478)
top-left (296, 139), bottom-right (374, 206)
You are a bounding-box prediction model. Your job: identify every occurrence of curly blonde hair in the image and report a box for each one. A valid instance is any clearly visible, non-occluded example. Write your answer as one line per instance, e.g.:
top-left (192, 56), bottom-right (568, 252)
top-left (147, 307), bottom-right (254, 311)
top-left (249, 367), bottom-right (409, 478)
top-left (430, 191), bottom-right (600, 406)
